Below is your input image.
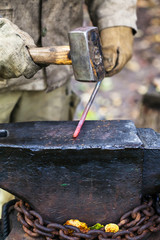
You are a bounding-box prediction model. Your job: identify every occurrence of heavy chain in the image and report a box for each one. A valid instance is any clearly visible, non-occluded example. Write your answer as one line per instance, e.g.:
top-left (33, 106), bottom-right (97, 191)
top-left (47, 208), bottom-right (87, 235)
top-left (14, 197), bottom-right (160, 240)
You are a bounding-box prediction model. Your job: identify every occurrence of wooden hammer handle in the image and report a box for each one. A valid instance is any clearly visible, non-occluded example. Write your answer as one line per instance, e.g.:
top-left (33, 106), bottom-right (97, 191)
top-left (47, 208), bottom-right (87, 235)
top-left (29, 46), bottom-right (72, 65)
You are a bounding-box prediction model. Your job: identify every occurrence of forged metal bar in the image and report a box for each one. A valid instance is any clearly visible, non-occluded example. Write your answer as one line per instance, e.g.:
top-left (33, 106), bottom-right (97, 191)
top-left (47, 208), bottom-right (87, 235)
top-left (73, 81), bottom-right (102, 138)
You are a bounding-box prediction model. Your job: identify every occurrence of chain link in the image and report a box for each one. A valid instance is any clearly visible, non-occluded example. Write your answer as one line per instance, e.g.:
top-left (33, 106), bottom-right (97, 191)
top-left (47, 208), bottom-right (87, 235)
top-left (14, 197), bottom-right (160, 240)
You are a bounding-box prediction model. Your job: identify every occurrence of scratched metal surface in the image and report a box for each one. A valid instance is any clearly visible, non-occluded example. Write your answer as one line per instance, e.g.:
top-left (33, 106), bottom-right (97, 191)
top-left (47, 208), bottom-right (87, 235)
top-left (0, 120), bottom-right (142, 149)
top-left (0, 120), bottom-right (143, 225)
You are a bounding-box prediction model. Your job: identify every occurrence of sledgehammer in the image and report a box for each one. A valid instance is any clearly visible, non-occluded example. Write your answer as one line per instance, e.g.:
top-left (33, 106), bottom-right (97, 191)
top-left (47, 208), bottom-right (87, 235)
top-left (29, 27), bottom-right (105, 137)
top-left (29, 27), bottom-right (105, 82)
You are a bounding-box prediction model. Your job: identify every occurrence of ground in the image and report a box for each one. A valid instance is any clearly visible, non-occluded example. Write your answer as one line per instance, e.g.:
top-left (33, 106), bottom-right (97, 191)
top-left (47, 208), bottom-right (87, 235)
top-left (73, 0), bottom-right (160, 131)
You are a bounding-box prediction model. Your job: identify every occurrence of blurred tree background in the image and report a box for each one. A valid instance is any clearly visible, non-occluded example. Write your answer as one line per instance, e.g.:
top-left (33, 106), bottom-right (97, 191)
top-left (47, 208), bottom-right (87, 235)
top-left (72, 0), bottom-right (160, 132)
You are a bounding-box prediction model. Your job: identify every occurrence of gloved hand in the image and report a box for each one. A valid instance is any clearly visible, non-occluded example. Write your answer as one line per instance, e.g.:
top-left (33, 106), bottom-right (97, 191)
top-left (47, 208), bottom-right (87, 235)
top-left (100, 26), bottom-right (134, 77)
top-left (0, 18), bottom-right (40, 79)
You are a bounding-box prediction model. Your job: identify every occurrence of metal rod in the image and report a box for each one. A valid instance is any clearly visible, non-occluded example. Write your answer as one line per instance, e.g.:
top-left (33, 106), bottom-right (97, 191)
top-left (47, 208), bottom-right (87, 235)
top-left (73, 80), bottom-right (102, 138)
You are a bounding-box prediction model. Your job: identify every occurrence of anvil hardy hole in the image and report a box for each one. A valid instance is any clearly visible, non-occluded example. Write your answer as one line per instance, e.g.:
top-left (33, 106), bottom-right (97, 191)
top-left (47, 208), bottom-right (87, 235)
top-left (0, 130), bottom-right (9, 138)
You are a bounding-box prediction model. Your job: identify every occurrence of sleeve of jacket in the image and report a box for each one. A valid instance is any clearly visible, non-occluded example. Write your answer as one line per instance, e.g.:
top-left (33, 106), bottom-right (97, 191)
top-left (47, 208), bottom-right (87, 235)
top-left (85, 0), bottom-right (137, 33)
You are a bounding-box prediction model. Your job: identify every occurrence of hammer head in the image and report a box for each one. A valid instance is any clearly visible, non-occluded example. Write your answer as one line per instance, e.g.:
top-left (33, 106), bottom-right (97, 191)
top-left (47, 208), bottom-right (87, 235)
top-left (68, 27), bottom-right (105, 82)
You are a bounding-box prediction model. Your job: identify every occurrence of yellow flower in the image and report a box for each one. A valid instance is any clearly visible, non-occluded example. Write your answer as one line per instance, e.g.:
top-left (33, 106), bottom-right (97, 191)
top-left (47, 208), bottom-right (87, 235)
top-left (105, 223), bottom-right (119, 233)
top-left (65, 219), bottom-right (89, 233)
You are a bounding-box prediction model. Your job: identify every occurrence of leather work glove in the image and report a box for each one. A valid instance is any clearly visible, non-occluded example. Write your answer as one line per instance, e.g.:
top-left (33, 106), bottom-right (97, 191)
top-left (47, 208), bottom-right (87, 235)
top-left (100, 26), bottom-right (134, 77)
top-left (0, 18), bottom-right (40, 79)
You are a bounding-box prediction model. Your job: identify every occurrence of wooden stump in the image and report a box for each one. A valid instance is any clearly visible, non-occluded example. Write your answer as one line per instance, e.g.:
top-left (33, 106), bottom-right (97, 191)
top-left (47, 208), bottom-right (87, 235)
top-left (136, 84), bottom-right (160, 132)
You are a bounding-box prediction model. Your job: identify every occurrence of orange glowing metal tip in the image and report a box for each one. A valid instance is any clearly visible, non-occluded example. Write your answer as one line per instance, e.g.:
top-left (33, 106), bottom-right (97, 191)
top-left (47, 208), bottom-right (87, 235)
top-left (73, 80), bottom-right (102, 138)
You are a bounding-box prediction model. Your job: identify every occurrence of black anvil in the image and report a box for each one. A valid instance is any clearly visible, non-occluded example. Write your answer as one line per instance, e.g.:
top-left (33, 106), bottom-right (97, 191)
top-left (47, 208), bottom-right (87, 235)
top-left (0, 120), bottom-right (160, 239)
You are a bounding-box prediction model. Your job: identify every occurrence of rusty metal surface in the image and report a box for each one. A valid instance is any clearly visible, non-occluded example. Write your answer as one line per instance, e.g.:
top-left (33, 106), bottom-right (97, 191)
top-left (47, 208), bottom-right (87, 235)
top-left (0, 121), bottom-right (143, 225)
top-left (5, 210), bottom-right (45, 240)
top-left (14, 198), bottom-right (160, 240)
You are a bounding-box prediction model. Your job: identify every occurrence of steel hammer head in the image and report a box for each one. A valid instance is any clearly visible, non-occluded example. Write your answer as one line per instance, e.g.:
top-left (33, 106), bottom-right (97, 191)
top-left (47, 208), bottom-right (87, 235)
top-left (68, 27), bottom-right (105, 82)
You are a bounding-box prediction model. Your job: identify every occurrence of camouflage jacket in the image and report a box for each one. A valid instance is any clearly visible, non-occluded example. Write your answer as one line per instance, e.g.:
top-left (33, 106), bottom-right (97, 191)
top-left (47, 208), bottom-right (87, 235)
top-left (0, 0), bottom-right (137, 91)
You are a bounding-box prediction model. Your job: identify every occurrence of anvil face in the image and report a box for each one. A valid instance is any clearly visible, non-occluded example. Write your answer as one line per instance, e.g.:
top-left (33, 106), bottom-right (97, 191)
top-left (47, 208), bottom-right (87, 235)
top-left (0, 121), bottom-right (160, 227)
